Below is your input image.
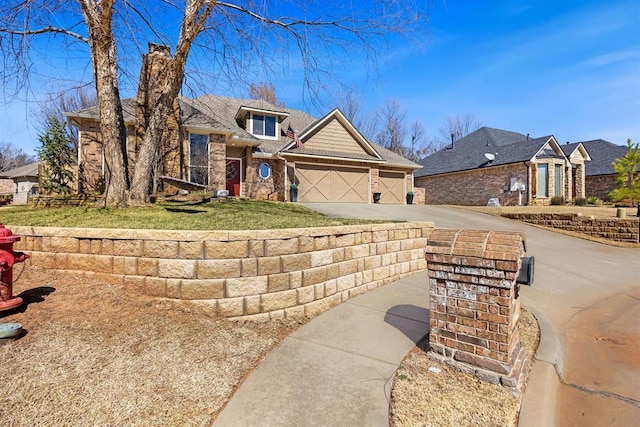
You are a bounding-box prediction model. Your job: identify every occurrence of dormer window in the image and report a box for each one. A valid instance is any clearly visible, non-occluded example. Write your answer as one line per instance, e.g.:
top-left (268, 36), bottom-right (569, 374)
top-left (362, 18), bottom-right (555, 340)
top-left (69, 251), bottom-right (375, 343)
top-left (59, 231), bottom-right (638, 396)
top-left (252, 114), bottom-right (276, 138)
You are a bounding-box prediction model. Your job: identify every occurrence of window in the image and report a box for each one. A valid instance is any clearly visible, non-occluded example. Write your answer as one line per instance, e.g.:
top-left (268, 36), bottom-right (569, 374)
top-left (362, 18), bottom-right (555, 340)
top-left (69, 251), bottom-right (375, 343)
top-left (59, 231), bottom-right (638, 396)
top-left (251, 114), bottom-right (276, 137)
top-left (554, 164), bottom-right (563, 196)
top-left (189, 134), bottom-right (209, 185)
top-left (258, 163), bottom-right (271, 179)
top-left (537, 163), bottom-right (548, 198)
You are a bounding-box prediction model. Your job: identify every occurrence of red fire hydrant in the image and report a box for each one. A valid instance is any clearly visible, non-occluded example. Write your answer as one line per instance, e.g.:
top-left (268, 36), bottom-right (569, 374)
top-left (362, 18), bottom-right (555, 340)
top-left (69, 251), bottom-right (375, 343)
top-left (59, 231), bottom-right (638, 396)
top-left (0, 224), bottom-right (29, 311)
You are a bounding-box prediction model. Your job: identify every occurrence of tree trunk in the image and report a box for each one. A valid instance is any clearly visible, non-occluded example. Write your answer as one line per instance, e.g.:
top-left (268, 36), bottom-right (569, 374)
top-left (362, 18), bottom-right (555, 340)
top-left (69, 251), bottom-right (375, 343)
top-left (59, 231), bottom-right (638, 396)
top-left (94, 47), bottom-right (130, 206)
top-left (80, 0), bottom-right (130, 206)
top-left (129, 91), bottom-right (177, 204)
top-left (129, 0), bottom-right (214, 204)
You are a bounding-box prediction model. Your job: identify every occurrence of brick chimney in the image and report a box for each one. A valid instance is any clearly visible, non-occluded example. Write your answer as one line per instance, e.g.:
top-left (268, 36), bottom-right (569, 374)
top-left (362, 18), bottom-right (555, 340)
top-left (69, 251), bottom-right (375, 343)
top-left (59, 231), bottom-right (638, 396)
top-left (133, 43), bottom-right (182, 183)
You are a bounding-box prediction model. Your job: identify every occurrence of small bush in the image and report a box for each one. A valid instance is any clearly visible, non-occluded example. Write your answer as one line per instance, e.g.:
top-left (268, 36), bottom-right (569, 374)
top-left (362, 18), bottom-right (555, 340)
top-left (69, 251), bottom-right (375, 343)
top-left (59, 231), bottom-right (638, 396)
top-left (573, 197), bottom-right (587, 206)
top-left (586, 196), bottom-right (602, 205)
top-left (550, 196), bottom-right (565, 206)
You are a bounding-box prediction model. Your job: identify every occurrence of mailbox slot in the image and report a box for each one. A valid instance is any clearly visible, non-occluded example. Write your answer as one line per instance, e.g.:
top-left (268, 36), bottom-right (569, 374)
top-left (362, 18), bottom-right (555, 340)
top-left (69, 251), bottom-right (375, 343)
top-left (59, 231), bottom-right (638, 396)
top-left (516, 256), bottom-right (534, 286)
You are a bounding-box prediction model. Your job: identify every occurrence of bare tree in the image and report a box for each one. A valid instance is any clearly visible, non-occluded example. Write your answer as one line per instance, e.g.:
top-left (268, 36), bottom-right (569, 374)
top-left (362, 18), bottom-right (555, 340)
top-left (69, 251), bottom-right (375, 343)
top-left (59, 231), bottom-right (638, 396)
top-left (0, 1), bottom-right (428, 206)
top-left (375, 98), bottom-right (408, 156)
top-left (439, 113), bottom-right (483, 143)
top-left (408, 119), bottom-right (432, 161)
top-left (248, 82), bottom-right (284, 107)
top-left (0, 142), bottom-right (37, 173)
top-left (32, 86), bottom-right (97, 151)
top-left (335, 87), bottom-right (379, 141)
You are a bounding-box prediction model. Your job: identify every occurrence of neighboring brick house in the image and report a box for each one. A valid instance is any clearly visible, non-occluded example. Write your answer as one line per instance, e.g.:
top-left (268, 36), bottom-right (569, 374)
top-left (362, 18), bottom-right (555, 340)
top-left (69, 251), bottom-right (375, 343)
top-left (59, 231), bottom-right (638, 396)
top-left (0, 162), bottom-right (40, 204)
top-left (66, 44), bottom-right (420, 204)
top-left (415, 127), bottom-right (590, 206)
top-left (563, 139), bottom-right (637, 202)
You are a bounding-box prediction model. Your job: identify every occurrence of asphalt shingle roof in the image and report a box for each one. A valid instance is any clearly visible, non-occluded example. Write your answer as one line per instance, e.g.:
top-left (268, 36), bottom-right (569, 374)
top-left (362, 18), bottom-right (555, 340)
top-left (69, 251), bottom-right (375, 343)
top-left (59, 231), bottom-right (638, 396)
top-left (191, 94), bottom-right (316, 150)
top-left (415, 127), bottom-right (555, 177)
top-left (0, 162), bottom-right (40, 179)
top-left (563, 139), bottom-right (634, 176)
top-left (66, 94), bottom-right (417, 167)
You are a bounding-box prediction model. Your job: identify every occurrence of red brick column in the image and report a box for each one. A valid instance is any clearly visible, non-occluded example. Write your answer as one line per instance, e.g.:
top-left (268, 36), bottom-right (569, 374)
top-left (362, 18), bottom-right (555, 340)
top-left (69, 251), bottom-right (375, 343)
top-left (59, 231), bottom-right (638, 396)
top-left (425, 229), bottom-right (529, 389)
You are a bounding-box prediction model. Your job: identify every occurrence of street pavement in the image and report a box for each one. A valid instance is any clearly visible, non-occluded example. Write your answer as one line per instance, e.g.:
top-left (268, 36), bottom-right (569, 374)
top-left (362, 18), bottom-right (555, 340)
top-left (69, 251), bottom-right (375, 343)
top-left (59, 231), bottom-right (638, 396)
top-left (214, 203), bottom-right (640, 426)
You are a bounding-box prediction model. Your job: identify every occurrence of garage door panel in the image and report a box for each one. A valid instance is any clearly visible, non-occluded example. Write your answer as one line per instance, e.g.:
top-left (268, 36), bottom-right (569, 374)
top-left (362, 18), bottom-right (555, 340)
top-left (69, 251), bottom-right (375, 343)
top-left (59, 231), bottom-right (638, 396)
top-left (297, 164), bottom-right (369, 203)
top-left (379, 171), bottom-right (405, 204)
top-left (333, 170), bottom-right (368, 202)
top-left (298, 167), bottom-right (332, 202)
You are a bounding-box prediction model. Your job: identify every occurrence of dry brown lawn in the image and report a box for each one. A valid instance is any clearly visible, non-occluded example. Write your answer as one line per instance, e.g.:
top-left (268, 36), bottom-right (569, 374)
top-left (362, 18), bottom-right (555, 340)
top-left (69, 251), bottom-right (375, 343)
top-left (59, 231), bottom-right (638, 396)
top-left (461, 204), bottom-right (636, 218)
top-left (458, 205), bottom-right (640, 248)
top-left (389, 309), bottom-right (540, 427)
top-left (0, 266), bottom-right (303, 426)
top-left (2, 266), bottom-right (539, 427)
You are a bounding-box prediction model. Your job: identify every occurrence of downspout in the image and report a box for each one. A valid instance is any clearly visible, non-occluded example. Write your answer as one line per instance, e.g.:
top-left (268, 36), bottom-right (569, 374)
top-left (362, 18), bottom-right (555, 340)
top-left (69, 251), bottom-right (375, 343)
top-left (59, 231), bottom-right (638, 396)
top-left (524, 162), bottom-right (530, 206)
top-left (284, 157), bottom-right (289, 202)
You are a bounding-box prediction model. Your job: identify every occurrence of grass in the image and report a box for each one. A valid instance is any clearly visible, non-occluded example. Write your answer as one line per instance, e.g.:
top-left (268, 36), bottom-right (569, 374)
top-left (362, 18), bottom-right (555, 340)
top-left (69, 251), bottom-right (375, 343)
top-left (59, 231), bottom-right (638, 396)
top-left (390, 309), bottom-right (540, 427)
top-left (1, 267), bottom-right (303, 426)
top-left (459, 204), bottom-right (637, 218)
top-left (0, 199), bottom-right (388, 230)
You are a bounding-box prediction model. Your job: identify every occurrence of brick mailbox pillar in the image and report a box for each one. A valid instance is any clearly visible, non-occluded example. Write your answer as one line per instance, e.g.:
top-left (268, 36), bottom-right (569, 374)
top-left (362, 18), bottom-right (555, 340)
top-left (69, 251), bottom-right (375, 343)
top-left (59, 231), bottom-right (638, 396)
top-left (425, 229), bottom-right (529, 389)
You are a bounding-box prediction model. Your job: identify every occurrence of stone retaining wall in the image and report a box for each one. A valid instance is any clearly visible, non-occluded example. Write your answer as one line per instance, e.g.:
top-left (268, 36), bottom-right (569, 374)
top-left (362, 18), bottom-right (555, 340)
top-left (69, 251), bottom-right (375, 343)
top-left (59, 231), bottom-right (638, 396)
top-left (9, 222), bottom-right (433, 320)
top-left (502, 213), bottom-right (639, 243)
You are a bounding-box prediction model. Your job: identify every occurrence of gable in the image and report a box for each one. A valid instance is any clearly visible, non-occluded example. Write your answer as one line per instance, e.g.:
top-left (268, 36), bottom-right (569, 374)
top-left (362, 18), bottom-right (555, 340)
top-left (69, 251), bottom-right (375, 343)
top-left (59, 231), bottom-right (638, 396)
top-left (302, 117), bottom-right (371, 156)
top-left (532, 137), bottom-right (567, 163)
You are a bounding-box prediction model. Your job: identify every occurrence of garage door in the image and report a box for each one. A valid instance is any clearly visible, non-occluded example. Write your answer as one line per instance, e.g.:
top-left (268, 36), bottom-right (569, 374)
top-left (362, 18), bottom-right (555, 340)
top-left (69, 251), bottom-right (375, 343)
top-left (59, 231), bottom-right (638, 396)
top-left (296, 164), bottom-right (369, 203)
top-left (379, 171), bottom-right (405, 204)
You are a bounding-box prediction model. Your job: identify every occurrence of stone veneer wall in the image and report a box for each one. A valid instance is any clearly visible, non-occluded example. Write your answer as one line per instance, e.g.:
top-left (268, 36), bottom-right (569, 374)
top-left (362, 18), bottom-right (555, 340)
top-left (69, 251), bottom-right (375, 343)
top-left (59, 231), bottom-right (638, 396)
top-left (502, 213), bottom-right (639, 243)
top-left (10, 222), bottom-right (432, 320)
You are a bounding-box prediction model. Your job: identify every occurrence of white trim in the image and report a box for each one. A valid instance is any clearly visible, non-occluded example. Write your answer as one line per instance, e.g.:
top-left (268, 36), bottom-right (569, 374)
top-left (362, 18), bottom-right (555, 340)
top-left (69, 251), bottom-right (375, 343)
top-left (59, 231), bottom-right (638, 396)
top-left (235, 105), bottom-right (289, 121)
top-left (258, 162), bottom-right (272, 180)
top-left (183, 126), bottom-right (233, 137)
top-left (77, 129), bottom-right (82, 169)
top-left (252, 151), bottom-right (275, 159)
top-left (282, 152), bottom-right (385, 164)
top-left (294, 161), bottom-right (371, 170)
top-left (249, 112), bottom-right (279, 140)
top-left (369, 168), bottom-right (372, 204)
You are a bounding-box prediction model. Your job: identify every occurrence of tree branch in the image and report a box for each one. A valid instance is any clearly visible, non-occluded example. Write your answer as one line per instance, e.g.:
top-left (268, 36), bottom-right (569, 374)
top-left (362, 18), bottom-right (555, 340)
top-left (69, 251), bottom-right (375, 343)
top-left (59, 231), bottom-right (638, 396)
top-left (0, 26), bottom-right (89, 43)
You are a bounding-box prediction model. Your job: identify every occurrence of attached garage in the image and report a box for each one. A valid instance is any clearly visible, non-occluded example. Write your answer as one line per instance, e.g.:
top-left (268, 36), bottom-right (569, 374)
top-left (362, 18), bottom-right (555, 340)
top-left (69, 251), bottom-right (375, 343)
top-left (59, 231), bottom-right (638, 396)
top-left (296, 164), bottom-right (369, 203)
top-left (378, 171), bottom-right (405, 204)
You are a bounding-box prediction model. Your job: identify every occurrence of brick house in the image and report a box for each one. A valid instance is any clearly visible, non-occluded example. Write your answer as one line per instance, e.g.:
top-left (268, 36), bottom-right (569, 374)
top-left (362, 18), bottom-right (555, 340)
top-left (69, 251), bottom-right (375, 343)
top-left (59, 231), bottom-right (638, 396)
top-left (0, 162), bottom-right (40, 205)
top-left (563, 139), bottom-right (637, 202)
top-left (65, 44), bottom-right (420, 204)
top-left (415, 127), bottom-right (591, 206)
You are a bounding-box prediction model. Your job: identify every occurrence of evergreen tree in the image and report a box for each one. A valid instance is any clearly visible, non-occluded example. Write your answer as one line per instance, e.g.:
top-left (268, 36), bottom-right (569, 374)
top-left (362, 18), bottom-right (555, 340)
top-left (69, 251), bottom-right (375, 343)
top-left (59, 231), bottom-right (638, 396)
top-left (609, 138), bottom-right (640, 206)
top-left (37, 116), bottom-right (75, 195)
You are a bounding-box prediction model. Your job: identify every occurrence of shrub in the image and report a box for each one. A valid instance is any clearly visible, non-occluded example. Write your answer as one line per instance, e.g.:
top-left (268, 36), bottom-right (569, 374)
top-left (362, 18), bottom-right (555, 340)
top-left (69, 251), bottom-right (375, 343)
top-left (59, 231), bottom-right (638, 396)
top-left (573, 197), bottom-right (587, 206)
top-left (586, 196), bottom-right (602, 205)
top-left (550, 196), bottom-right (565, 206)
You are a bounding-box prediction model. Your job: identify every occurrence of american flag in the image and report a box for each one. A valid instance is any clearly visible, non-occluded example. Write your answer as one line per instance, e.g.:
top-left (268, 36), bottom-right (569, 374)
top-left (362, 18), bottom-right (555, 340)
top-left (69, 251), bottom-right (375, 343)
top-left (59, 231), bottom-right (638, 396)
top-left (286, 124), bottom-right (303, 148)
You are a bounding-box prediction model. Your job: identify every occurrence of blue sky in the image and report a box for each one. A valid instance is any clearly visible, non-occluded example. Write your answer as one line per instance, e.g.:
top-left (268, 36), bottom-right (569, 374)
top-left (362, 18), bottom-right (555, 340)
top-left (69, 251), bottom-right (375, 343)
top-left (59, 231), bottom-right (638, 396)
top-left (2, 0), bottom-right (639, 157)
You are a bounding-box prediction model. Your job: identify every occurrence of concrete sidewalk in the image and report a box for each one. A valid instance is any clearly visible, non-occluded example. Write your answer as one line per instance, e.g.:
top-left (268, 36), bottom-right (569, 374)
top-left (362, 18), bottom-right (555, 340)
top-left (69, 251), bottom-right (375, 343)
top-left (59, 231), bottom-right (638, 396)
top-left (214, 204), bottom-right (640, 426)
top-left (213, 272), bottom-right (430, 426)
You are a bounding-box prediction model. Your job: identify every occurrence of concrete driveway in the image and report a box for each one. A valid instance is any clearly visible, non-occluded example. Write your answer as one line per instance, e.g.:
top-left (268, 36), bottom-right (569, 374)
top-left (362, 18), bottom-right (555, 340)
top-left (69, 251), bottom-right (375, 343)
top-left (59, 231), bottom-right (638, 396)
top-left (302, 203), bottom-right (640, 426)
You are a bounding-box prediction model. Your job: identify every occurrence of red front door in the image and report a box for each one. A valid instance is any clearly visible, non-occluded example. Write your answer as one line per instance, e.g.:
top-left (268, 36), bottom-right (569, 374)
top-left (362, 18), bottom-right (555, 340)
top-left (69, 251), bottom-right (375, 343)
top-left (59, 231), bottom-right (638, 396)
top-left (226, 159), bottom-right (241, 196)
